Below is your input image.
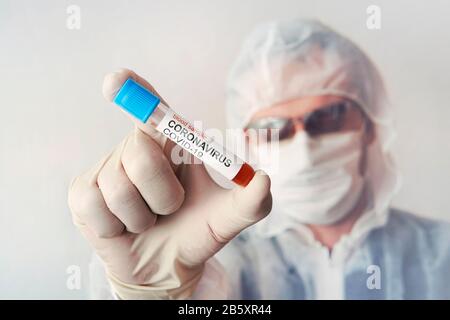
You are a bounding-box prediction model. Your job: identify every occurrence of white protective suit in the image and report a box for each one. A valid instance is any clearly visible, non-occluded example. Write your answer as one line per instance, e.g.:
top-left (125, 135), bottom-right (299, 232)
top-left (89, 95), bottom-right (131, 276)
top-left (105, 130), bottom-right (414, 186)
top-left (90, 19), bottom-right (450, 299)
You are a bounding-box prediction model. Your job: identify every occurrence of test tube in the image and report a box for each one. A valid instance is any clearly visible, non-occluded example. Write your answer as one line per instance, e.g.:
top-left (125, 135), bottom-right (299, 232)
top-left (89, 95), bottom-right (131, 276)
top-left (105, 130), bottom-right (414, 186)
top-left (113, 78), bottom-right (255, 187)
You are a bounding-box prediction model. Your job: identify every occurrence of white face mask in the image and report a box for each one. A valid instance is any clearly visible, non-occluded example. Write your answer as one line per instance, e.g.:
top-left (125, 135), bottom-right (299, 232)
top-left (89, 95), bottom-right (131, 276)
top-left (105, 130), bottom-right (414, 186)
top-left (251, 131), bottom-right (366, 225)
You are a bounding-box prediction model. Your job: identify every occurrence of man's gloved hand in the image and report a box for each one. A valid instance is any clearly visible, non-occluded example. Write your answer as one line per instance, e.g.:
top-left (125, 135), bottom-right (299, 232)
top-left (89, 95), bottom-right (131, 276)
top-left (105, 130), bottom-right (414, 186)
top-left (68, 69), bottom-right (272, 299)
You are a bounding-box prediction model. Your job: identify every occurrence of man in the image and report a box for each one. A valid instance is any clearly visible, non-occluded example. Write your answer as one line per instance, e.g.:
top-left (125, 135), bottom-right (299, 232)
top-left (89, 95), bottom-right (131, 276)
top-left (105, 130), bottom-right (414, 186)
top-left (68, 19), bottom-right (450, 299)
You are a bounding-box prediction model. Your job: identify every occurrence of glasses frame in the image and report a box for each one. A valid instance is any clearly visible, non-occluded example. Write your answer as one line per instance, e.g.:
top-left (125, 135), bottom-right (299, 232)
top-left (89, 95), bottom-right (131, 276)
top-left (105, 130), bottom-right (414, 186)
top-left (244, 100), bottom-right (367, 142)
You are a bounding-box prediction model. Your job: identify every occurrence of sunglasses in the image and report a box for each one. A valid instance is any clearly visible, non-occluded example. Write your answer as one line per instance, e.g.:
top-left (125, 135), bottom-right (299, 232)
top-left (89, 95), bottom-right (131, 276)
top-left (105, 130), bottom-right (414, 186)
top-left (244, 101), bottom-right (363, 142)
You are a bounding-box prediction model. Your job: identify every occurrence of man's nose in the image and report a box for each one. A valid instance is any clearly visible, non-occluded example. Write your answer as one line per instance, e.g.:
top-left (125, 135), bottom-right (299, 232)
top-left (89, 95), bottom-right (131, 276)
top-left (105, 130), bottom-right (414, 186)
top-left (292, 118), bottom-right (305, 133)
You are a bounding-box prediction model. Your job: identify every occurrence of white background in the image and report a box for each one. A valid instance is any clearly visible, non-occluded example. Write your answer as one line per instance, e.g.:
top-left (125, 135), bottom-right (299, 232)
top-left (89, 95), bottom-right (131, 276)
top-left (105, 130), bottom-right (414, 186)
top-left (1, 0), bottom-right (449, 299)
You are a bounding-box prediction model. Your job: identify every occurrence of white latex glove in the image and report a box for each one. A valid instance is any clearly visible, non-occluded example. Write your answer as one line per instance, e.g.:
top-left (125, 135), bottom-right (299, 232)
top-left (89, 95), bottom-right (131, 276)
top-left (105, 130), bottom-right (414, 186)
top-left (68, 69), bottom-right (272, 300)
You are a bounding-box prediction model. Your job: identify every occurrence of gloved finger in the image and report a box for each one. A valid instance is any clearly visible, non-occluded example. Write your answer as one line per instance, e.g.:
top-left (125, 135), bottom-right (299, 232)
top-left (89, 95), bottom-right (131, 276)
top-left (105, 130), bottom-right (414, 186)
top-left (121, 127), bottom-right (185, 215)
top-left (102, 68), bottom-right (168, 146)
top-left (68, 155), bottom-right (125, 238)
top-left (174, 162), bottom-right (222, 213)
top-left (97, 136), bottom-right (157, 233)
top-left (175, 169), bottom-right (271, 266)
top-left (207, 170), bottom-right (272, 244)
top-left (103, 68), bottom-right (181, 172)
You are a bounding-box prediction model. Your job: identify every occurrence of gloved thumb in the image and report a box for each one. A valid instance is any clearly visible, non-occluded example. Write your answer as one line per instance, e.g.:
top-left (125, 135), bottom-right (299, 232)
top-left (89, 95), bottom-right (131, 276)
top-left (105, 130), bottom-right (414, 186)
top-left (207, 170), bottom-right (272, 244)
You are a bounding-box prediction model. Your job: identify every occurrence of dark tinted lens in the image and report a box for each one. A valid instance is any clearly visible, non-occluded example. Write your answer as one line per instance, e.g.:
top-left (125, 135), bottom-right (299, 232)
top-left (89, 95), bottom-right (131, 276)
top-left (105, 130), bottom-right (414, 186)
top-left (277, 120), bottom-right (295, 141)
top-left (245, 118), bottom-right (293, 142)
top-left (304, 102), bottom-right (348, 136)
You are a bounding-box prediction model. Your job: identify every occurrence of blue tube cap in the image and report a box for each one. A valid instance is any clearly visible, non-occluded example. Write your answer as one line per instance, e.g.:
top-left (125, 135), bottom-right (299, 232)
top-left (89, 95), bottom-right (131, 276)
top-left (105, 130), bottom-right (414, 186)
top-left (113, 78), bottom-right (161, 123)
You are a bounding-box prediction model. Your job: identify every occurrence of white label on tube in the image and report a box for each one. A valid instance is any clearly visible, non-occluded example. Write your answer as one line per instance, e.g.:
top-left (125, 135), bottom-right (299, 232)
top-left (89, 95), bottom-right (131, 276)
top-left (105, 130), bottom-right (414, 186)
top-left (156, 109), bottom-right (243, 180)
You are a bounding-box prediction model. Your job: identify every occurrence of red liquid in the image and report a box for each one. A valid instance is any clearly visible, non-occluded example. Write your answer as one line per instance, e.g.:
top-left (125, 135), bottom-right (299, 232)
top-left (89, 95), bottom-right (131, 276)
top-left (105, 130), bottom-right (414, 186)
top-left (232, 162), bottom-right (255, 187)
